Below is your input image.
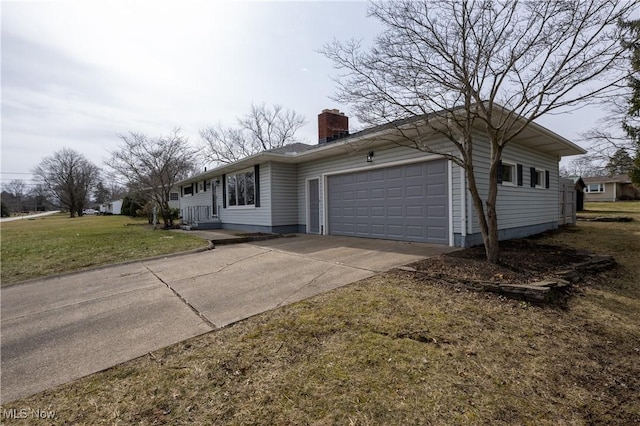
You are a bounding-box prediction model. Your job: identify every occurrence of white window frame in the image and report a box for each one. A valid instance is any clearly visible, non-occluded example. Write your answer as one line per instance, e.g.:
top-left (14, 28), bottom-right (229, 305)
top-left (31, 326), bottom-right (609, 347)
top-left (183, 184), bottom-right (193, 197)
top-left (501, 161), bottom-right (516, 186)
top-left (585, 183), bottom-right (605, 193)
top-left (226, 168), bottom-right (256, 209)
top-left (535, 169), bottom-right (546, 189)
top-left (170, 192), bottom-right (179, 201)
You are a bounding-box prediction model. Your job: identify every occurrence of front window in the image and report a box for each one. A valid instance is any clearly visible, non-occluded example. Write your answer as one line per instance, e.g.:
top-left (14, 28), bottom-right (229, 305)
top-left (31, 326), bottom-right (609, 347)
top-left (585, 183), bottom-right (604, 193)
top-left (227, 169), bottom-right (255, 207)
top-left (170, 192), bottom-right (179, 201)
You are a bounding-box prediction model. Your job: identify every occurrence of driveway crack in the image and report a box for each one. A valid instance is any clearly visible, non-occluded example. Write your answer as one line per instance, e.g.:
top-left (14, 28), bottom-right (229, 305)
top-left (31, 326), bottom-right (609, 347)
top-left (143, 265), bottom-right (216, 329)
top-left (275, 265), bottom-right (337, 308)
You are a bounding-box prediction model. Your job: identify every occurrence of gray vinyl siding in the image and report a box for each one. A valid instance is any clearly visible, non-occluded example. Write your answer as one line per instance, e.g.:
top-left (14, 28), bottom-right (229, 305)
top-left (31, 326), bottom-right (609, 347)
top-left (219, 163), bottom-right (272, 227)
top-left (179, 181), bottom-right (212, 211)
top-left (269, 162), bottom-right (298, 226)
top-left (467, 136), bottom-right (559, 234)
top-left (296, 141), bottom-right (459, 232)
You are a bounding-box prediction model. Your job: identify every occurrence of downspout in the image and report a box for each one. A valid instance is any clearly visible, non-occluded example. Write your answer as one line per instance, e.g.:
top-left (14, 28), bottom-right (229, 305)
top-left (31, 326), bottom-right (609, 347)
top-left (448, 160), bottom-right (454, 246)
top-left (460, 165), bottom-right (467, 245)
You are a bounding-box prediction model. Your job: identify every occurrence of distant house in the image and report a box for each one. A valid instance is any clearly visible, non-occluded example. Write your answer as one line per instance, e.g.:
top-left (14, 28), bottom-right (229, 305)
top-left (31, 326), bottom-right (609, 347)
top-left (582, 175), bottom-right (639, 202)
top-left (175, 105), bottom-right (585, 247)
top-left (102, 199), bottom-right (123, 215)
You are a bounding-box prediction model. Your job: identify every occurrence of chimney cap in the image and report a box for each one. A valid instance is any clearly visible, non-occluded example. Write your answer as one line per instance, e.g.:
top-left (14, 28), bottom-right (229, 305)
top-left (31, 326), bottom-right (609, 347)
top-left (321, 108), bottom-right (344, 116)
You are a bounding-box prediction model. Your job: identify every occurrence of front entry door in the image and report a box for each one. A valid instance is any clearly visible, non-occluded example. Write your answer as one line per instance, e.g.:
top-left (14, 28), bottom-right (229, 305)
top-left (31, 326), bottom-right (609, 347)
top-left (308, 178), bottom-right (320, 234)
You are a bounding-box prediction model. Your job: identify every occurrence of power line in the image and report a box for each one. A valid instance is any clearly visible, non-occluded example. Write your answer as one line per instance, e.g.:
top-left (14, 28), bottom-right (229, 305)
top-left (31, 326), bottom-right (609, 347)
top-left (0, 172), bottom-right (34, 174)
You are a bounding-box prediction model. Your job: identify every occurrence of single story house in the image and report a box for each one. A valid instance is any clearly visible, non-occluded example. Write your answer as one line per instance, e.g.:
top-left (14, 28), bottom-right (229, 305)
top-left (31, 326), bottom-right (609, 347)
top-left (174, 106), bottom-right (585, 247)
top-left (582, 174), bottom-right (639, 202)
top-left (101, 199), bottom-right (123, 215)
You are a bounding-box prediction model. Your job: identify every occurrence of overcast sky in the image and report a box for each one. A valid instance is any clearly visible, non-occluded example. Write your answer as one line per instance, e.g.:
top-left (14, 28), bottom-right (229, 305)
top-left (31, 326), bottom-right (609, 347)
top-left (1, 1), bottom-right (604, 189)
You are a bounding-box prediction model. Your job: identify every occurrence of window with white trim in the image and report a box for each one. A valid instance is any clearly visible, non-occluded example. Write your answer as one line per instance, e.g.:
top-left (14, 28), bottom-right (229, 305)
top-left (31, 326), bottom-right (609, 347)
top-left (585, 183), bottom-right (604, 193)
top-left (170, 192), bottom-right (179, 201)
top-left (500, 162), bottom-right (516, 185)
top-left (183, 184), bottom-right (193, 196)
top-left (227, 169), bottom-right (255, 207)
top-left (535, 169), bottom-right (545, 188)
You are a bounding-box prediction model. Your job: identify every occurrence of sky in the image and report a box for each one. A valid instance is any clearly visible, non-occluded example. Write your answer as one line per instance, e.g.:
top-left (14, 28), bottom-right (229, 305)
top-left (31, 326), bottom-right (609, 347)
top-left (0, 0), bottom-right (609, 189)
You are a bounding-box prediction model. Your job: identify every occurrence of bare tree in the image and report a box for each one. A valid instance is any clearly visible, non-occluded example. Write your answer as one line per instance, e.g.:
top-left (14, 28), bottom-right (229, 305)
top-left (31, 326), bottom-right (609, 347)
top-left (107, 128), bottom-right (197, 228)
top-left (322, 0), bottom-right (635, 263)
top-left (4, 179), bottom-right (27, 200)
top-left (200, 103), bottom-right (307, 165)
top-left (560, 156), bottom-right (605, 178)
top-left (3, 179), bottom-right (27, 211)
top-left (33, 148), bottom-right (100, 217)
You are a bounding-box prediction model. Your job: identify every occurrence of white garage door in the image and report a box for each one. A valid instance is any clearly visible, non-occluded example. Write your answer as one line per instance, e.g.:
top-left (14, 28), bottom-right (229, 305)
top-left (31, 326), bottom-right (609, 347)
top-left (327, 160), bottom-right (448, 244)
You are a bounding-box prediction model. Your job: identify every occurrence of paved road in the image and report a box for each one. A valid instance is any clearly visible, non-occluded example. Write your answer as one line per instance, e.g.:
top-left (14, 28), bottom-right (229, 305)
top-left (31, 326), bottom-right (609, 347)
top-left (0, 211), bottom-right (61, 222)
top-left (0, 235), bottom-right (454, 403)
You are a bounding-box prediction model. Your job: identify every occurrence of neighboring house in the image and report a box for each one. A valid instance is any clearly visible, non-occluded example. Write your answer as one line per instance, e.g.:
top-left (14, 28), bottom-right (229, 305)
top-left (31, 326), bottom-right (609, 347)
top-left (176, 106), bottom-right (585, 247)
top-left (102, 199), bottom-right (123, 215)
top-left (582, 175), bottom-right (639, 202)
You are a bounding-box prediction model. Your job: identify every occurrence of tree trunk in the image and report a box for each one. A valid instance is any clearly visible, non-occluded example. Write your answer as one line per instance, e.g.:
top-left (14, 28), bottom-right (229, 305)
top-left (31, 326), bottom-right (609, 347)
top-left (464, 151), bottom-right (502, 264)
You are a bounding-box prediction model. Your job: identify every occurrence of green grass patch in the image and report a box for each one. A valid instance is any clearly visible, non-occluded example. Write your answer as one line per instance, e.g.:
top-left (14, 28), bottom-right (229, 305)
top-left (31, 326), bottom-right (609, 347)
top-left (2, 203), bottom-right (639, 424)
top-left (0, 214), bottom-right (207, 285)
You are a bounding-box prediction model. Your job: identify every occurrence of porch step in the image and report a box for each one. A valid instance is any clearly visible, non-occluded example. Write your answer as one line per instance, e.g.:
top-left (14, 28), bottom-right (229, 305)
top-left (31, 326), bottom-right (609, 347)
top-left (193, 221), bottom-right (223, 230)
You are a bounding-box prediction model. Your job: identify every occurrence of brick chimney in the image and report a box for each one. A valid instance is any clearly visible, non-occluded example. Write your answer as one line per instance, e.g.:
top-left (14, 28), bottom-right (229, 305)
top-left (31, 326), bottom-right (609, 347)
top-left (318, 109), bottom-right (349, 144)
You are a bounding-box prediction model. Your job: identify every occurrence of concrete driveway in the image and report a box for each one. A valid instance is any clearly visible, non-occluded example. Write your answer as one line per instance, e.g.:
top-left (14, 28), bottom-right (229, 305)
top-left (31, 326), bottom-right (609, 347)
top-left (1, 234), bottom-right (454, 403)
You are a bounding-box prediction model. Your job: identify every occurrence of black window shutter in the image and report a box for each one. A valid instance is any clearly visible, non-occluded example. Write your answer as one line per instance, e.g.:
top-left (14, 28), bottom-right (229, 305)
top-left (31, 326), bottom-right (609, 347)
top-left (254, 164), bottom-right (260, 207)
top-left (203, 180), bottom-right (207, 192)
top-left (222, 175), bottom-right (226, 208)
top-left (497, 160), bottom-right (503, 184)
top-left (517, 164), bottom-right (523, 186)
top-left (545, 170), bottom-right (550, 189)
top-left (181, 186), bottom-right (184, 197)
top-left (195, 182), bottom-right (198, 193)
top-left (530, 167), bottom-right (536, 187)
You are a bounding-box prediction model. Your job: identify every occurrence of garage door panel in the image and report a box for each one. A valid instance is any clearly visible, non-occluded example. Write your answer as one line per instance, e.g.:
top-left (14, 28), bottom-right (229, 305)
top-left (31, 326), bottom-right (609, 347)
top-left (387, 206), bottom-right (403, 217)
top-left (406, 226), bottom-right (424, 237)
top-left (327, 160), bottom-right (449, 244)
top-left (405, 164), bottom-right (424, 177)
top-left (428, 205), bottom-right (447, 217)
top-left (356, 189), bottom-right (368, 200)
top-left (406, 185), bottom-right (424, 197)
top-left (428, 184), bottom-right (446, 196)
top-left (387, 225), bottom-right (403, 237)
top-left (387, 187), bottom-right (403, 198)
top-left (370, 188), bottom-right (385, 199)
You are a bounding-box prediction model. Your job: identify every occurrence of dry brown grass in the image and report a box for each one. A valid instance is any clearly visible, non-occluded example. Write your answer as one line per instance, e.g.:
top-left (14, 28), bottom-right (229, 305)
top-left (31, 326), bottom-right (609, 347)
top-left (2, 202), bottom-right (639, 425)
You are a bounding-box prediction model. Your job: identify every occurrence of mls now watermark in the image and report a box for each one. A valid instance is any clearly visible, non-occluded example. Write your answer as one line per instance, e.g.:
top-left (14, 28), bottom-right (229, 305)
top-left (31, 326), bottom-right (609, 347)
top-left (2, 407), bottom-right (56, 420)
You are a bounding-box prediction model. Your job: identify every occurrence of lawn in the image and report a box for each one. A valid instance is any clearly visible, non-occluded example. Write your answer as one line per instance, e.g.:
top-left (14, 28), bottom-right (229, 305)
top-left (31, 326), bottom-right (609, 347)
top-left (0, 214), bottom-right (207, 285)
top-left (1, 202), bottom-right (639, 424)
